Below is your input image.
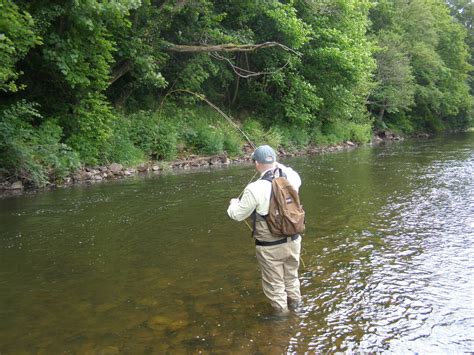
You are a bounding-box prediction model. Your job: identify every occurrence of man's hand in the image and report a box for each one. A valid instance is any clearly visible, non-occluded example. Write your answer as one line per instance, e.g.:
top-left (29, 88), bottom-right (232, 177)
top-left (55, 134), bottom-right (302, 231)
top-left (229, 198), bottom-right (240, 205)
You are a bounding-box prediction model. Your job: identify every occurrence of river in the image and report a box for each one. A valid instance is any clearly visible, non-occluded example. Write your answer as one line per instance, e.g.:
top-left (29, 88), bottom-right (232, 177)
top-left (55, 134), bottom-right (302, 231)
top-left (0, 133), bottom-right (473, 353)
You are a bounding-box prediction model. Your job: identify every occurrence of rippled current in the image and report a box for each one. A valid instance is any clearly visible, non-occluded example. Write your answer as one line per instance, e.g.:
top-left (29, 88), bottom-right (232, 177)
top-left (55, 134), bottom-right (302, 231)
top-left (0, 133), bottom-right (473, 353)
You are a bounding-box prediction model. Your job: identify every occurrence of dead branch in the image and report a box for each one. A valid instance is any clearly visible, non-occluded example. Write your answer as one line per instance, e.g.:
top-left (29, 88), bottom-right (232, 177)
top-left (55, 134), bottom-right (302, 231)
top-left (166, 41), bottom-right (301, 56)
top-left (210, 51), bottom-right (291, 78)
top-left (158, 89), bottom-right (256, 148)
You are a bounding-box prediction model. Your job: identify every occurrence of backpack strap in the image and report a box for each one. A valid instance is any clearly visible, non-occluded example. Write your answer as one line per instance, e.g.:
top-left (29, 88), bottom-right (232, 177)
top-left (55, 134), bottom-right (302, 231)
top-left (261, 169), bottom-right (274, 183)
top-left (260, 167), bottom-right (287, 182)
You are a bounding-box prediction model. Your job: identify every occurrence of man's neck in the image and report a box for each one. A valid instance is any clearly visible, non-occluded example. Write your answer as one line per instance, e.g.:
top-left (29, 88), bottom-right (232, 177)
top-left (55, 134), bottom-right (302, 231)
top-left (259, 164), bottom-right (276, 176)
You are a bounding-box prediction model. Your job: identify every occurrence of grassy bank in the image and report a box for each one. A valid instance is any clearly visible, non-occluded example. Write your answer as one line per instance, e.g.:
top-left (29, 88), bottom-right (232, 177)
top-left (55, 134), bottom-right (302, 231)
top-left (0, 104), bottom-right (373, 188)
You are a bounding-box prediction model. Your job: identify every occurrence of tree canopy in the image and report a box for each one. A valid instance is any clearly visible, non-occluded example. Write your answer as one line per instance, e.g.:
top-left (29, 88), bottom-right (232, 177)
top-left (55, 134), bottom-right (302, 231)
top-left (0, 0), bottom-right (472, 186)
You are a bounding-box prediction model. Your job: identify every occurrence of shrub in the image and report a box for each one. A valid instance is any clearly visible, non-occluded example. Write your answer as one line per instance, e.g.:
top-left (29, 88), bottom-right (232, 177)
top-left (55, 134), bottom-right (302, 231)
top-left (128, 111), bottom-right (178, 160)
top-left (35, 120), bottom-right (81, 181)
top-left (348, 122), bottom-right (372, 143)
top-left (242, 118), bottom-right (266, 146)
top-left (102, 116), bottom-right (144, 165)
top-left (182, 119), bottom-right (223, 155)
top-left (222, 129), bottom-right (244, 156)
top-left (265, 126), bottom-right (284, 149)
top-left (276, 125), bottom-right (310, 150)
top-left (0, 101), bottom-right (80, 186)
top-left (66, 93), bottom-right (115, 166)
top-left (313, 120), bottom-right (373, 145)
top-left (386, 112), bottom-right (415, 134)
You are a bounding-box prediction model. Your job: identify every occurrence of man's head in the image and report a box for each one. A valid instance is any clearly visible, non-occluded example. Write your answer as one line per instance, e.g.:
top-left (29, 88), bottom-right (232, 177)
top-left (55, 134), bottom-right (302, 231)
top-left (252, 145), bottom-right (276, 172)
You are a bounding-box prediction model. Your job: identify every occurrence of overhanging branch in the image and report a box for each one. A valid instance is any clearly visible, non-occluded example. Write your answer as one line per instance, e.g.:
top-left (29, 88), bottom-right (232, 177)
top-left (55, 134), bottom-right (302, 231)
top-left (166, 41), bottom-right (301, 56)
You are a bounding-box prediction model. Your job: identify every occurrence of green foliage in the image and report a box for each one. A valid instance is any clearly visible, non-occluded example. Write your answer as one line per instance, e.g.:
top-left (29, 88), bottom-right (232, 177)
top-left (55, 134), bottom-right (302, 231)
top-left (182, 119), bottom-right (224, 155)
top-left (386, 112), bottom-right (415, 135)
top-left (279, 125), bottom-right (311, 149)
top-left (297, 0), bottom-right (376, 125)
top-left (347, 122), bottom-right (373, 143)
top-left (369, 30), bottom-right (416, 122)
top-left (0, 1), bottom-right (40, 92)
top-left (39, 1), bottom-right (139, 92)
top-left (0, 101), bottom-right (79, 186)
top-left (314, 120), bottom-right (372, 145)
top-left (242, 119), bottom-right (266, 146)
top-left (265, 126), bottom-right (284, 150)
top-left (127, 111), bottom-right (178, 160)
top-left (102, 115), bottom-right (144, 166)
top-left (369, 0), bottom-right (473, 132)
top-left (221, 125), bottom-right (244, 157)
top-left (66, 93), bottom-right (115, 166)
top-left (281, 74), bottom-right (322, 125)
top-left (0, 0), bottom-right (472, 186)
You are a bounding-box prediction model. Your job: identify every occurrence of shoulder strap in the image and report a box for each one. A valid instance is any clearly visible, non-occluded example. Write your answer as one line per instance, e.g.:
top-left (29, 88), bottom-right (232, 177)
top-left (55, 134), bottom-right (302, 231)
top-left (261, 167), bottom-right (287, 182)
top-left (261, 169), bottom-right (274, 183)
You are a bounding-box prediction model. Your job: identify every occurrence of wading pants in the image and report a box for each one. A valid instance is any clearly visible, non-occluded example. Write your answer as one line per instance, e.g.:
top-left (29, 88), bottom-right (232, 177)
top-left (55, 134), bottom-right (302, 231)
top-left (255, 237), bottom-right (301, 311)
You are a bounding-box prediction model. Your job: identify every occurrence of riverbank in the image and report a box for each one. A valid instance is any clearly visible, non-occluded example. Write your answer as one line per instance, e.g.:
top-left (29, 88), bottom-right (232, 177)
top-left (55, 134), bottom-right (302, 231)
top-left (0, 134), bottom-right (405, 195)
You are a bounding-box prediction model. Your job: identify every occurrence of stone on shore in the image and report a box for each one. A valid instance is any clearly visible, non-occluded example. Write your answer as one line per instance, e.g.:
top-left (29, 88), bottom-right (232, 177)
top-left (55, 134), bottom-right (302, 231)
top-left (109, 163), bottom-right (123, 174)
top-left (11, 181), bottom-right (23, 190)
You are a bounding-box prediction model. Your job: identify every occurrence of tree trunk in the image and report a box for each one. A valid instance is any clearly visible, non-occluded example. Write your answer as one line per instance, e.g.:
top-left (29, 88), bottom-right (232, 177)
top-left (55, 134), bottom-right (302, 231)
top-left (110, 60), bottom-right (132, 85)
top-left (378, 106), bottom-right (386, 127)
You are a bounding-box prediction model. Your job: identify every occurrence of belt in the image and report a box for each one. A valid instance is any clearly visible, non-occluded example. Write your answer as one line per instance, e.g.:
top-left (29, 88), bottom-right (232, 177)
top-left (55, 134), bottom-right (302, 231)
top-left (255, 235), bottom-right (299, 246)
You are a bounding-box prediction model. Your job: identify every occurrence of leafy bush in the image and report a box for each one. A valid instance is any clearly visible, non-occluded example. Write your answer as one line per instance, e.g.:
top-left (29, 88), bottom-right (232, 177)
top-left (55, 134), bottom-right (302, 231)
top-left (66, 93), bottom-right (115, 166)
top-left (242, 118), bottom-right (266, 146)
top-left (265, 126), bottom-right (284, 150)
top-left (222, 129), bottom-right (244, 156)
top-left (313, 120), bottom-right (372, 145)
top-left (347, 122), bottom-right (372, 143)
top-left (102, 116), bottom-right (144, 165)
top-left (283, 125), bottom-right (311, 148)
top-left (176, 107), bottom-right (246, 156)
top-left (128, 111), bottom-right (178, 160)
top-left (386, 112), bottom-right (415, 134)
top-left (0, 101), bottom-right (80, 186)
top-left (35, 120), bottom-right (81, 181)
top-left (182, 119), bottom-right (223, 155)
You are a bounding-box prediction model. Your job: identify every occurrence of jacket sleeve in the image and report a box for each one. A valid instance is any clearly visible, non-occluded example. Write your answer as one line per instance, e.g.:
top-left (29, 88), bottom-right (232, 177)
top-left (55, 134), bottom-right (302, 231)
top-left (227, 187), bottom-right (258, 221)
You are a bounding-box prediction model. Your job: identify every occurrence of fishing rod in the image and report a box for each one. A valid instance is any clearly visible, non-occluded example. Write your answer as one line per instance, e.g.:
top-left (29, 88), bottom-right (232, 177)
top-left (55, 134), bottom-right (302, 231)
top-left (159, 90), bottom-right (306, 269)
top-left (158, 89), bottom-right (256, 150)
top-left (158, 89), bottom-right (260, 230)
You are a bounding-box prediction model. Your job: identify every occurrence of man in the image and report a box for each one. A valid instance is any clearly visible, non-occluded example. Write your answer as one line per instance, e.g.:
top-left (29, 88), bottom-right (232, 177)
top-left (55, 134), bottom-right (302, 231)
top-left (227, 145), bottom-right (302, 313)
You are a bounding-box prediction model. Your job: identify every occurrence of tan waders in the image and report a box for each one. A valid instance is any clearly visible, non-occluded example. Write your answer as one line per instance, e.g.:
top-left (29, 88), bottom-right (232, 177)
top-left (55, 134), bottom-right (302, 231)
top-left (255, 236), bottom-right (301, 312)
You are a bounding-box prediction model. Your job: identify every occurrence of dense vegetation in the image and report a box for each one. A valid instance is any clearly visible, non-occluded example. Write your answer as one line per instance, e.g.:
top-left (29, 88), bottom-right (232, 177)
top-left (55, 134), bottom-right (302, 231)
top-left (1, 0), bottom-right (472, 186)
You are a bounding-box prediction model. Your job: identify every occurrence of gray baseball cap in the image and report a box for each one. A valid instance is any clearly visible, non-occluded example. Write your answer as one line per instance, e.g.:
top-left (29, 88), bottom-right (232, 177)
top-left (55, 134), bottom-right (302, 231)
top-left (251, 145), bottom-right (276, 164)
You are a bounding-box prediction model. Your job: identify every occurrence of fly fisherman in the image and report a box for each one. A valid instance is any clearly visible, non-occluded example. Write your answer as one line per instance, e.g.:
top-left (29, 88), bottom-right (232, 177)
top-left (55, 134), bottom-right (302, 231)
top-left (227, 145), bottom-right (302, 313)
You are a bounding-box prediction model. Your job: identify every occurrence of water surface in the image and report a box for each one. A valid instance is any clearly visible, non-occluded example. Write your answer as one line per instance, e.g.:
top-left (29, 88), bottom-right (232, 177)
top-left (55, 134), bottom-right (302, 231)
top-left (1, 133), bottom-right (473, 353)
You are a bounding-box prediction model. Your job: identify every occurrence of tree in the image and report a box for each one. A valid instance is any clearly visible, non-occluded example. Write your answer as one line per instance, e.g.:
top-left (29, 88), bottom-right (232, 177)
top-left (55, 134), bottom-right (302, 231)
top-left (368, 0), bottom-right (472, 132)
top-left (369, 31), bottom-right (415, 128)
top-left (297, 0), bottom-right (376, 127)
top-left (0, 1), bottom-right (40, 92)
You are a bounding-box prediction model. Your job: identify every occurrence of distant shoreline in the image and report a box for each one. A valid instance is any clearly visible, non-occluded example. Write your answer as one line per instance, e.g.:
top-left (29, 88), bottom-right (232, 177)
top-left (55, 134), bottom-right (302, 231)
top-left (0, 133), bottom-right (408, 197)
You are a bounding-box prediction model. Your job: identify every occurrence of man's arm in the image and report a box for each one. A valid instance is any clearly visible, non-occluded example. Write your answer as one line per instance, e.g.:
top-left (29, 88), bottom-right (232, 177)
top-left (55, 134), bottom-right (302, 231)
top-left (227, 187), bottom-right (257, 221)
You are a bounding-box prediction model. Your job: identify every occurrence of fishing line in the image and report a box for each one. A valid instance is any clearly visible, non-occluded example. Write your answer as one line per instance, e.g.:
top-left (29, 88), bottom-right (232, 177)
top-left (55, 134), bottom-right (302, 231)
top-left (161, 90), bottom-right (307, 269)
top-left (158, 89), bottom-right (256, 149)
top-left (159, 89), bottom-right (259, 233)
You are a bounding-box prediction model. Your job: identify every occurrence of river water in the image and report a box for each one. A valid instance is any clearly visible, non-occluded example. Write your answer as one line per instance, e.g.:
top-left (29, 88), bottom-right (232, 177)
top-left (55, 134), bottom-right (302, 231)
top-left (0, 133), bottom-right (473, 353)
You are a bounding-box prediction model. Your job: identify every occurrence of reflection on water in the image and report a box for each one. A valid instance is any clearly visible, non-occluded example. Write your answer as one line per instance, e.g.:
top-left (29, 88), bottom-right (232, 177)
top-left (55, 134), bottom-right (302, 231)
top-left (0, 133), bottom-right (473, 353)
